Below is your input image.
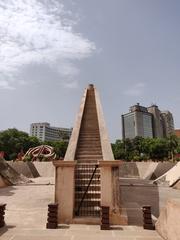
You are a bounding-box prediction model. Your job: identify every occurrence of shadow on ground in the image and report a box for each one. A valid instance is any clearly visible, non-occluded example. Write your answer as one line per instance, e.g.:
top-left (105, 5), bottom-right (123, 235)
top-left (120, 179), bottom-right (159, 226)
top-left (0, 186), bottom-right (16, 197)
top-left (0, 225), bottom-right (16, 237)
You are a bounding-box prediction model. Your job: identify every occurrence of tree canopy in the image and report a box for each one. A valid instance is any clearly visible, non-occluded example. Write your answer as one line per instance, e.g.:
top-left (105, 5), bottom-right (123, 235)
top-left (112, 135), bottom-right (180, 161)
top-left (0, 128), bottom-right (179, 162)
top-left (0, 128), bottom-right (68, 160)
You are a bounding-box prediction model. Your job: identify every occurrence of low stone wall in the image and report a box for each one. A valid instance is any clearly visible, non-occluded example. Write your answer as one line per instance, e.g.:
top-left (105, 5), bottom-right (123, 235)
top-left (8, 161), bottom-right (34, 178)
top-left (156, 198), bottom-right (180, 240)
top-left (3, 160), bottom-right (178, 184)
top-left (33, 162), bottom-right (55, 177)
top-left (154, 162), bottom-right (180, 186)
top-left (118, 162), bottom-right (140, 178)
top-left (7, 161), bottom-right (54, 178)
top-left (117, 161), bottom-right (175, 181)
top-left (150, 162), bottom-right (175, 180)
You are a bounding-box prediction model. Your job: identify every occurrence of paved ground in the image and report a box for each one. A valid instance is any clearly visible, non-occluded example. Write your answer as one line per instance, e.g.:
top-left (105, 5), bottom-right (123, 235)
top-left (1, 177), bottom-right (179, 239)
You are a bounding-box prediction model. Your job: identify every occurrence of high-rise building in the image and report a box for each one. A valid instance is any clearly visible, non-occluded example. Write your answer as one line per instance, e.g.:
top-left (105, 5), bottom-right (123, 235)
top-left (122, 103), bottom-right (153, 139)
top-left (147, 105), bottom-right (164, 138)
top-left (30, 122), bottom-right (72, 142)
top-left (161, 111), bottom-right (175, 137)
top-left (122, 104), bottom-right (174, 139)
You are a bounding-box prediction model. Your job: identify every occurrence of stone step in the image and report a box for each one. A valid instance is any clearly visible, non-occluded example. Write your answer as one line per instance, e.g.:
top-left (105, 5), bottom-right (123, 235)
top-left (75, 170), bottom-right (100, 175)
top-left (78, 138), bottom-right (100, 141)
top-left (80, 128), bottom-right (99, 131)
top-left (76, 153), bottom-right (102, 156)
top-left (76, 153), bottom-right (102, 157)
top-left (79, 133), bottom-right (100, 136)
top-left (78, 137), bottom-right (100, 140)
top-left (76, 155), bottom-right (102, 159)
top-left (75, 172), bottom-right (100, 177)
top-left (75, 185), bottom-right (100, 192)
top-left (80, 126), bottom-right (99, 129)
top-left (75, 165), bottom-right (100, 170)
top-left (77, 146), bottom-right (101, 149)
top-left (78, 136), bottom-right (100, 139)
top-left (77, 143), bottom-right (101, 147)
top-left (75, 159), bottom-right (97, 165)
top-left (81, 123), bottom-right (98, 125)
top-left (77, 145), bottom-right (101, 148)
top-left (76, 148), bottom-right (101, 152)
top-left (76, 150), bottom-right (102, 155)
top-left (81, 118), bottom-right (98, 120)
top-left (79, 134), bottom-right (99, 137)
top-left (78, 142), bottom-right (101, 145)
top-left (75, 179), bottom-right (100, 185)
top-left (76, 159), bottom-right (100, 163)
top-left (76, 161), bottom-right (100, 164)
top-left (75, 200), bottom-right (100, 207)
top-left (75, 192), bottom-right (101, 199)
top-left (75, 164), bottom-right (100, 168)
top-left (75, 176), bottom-right (100, 181)
top-left (79, 130), bottom-right (99, 133)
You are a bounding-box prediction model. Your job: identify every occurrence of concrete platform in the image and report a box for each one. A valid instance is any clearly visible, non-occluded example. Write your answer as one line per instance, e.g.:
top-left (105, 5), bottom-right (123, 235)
top-left (0, 177), bottom-right (167, 240)
top-left (0, 225), bottom-right (163, 240)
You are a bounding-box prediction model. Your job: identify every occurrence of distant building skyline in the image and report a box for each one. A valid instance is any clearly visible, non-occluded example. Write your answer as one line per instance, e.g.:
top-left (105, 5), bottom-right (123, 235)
top-left (30, 122), bottom-right (72, 142)
top-left (122, 103), bottom-right (174, 139)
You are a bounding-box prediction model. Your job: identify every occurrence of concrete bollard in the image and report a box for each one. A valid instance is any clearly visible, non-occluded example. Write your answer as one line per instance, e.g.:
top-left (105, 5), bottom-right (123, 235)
top-left (142, 205), bottom-right (155, 230)
top-left (100, 206), bottom-right (110, 230)
top-left (0, 204), bottom-right (6, 228)
top-left (46, 203), bottom-right (58, 229)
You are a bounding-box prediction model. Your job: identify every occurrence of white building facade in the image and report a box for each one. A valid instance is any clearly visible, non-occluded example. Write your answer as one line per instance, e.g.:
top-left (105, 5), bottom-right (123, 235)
top-left (30, 122), bottom-right (72, 142)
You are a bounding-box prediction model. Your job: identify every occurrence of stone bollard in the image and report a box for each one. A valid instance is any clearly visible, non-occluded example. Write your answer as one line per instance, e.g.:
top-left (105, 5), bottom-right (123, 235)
top-left (0, 204), bottom-right (6, 228)
top-left (100, 206), bottom-right (110, 230)
top-left (142, 205), bottom-right (155, 230)
top-left (46, 203), bottom-right (58, 229)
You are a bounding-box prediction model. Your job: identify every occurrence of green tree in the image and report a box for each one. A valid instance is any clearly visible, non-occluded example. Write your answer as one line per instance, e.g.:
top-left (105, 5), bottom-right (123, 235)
top-left (177, 138), bottom-right (180, 154)
top-left (167, 135), bottom-right (178, 161)
top-left (132, 136), bottom-right (144, 156)
top-left (123, 138), bottom-right (134, 161)
top-left (111, 136), bottom-right (177, 162)
top-left (149, 138), bottom-right (169, 160)
top-left (111, 140), bottom-right (126, 159)
top-left (0, 128), bottom-right (41, 160)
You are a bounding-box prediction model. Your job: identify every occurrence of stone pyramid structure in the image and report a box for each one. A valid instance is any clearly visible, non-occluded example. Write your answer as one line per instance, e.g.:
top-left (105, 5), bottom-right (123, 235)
top-left (64, 83), bottom-right (114, 162)
top-left (54, 84), bottom-right (127, 224)
top-left (73, 86), bottom-right (103, 217)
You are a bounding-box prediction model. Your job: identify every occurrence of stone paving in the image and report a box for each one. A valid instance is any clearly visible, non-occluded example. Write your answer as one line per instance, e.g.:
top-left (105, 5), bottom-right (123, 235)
top-left (0, 177), bottom-right (165, 240)
top-left (0, 225), bottom-right (163, 240)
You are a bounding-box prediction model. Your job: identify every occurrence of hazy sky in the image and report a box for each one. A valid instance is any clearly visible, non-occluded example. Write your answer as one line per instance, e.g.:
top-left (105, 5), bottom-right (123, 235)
top-left (0, 0), bottom-right (180, 141)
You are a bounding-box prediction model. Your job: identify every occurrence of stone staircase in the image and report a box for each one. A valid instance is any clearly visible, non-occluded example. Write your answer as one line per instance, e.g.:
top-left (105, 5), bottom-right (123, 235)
top-left (74, 87), bottom-right (102, 217)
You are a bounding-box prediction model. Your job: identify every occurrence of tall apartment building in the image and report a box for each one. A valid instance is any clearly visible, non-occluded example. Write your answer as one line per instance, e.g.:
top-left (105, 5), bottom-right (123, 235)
top-left (122, 104), bottom-right (153, 139)
top-left (30, 122), bottom-right (72, 142)
top-left (122, 103), bottom-right (174, 139)
top-left (147, 105), bottom-right (164, 138)
top-left (161, 111), bottom-right (175, 137)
